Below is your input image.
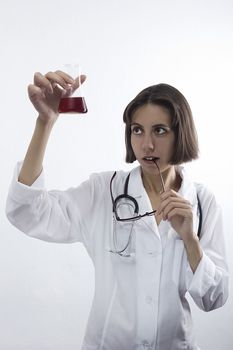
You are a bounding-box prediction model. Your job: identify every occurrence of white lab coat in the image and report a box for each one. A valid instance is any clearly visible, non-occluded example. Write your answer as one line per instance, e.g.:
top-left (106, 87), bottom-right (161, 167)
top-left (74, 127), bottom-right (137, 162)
top-left (6, 163), bottom-right (229, 350)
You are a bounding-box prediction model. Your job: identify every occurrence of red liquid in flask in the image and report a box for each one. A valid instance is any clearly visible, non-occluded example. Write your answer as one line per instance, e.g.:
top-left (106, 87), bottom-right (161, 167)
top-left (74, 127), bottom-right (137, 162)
top-left (58, 97), bottom-right (88, 114)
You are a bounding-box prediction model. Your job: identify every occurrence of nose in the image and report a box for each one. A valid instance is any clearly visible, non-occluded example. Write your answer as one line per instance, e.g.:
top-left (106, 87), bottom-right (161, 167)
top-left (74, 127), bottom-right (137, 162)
top-left (142, 133), bottom-right (155, 152)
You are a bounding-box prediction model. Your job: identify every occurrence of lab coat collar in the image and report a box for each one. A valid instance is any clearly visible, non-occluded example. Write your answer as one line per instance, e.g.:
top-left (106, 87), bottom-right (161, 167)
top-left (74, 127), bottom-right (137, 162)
top-left (126, 165), bottom-right (199, 236)
top-left (125, 166), bottom-right (159, 236)
top-left (175, 165), bottom-right (198, 206)
top-left (127, 165), bottom-right (198, 206)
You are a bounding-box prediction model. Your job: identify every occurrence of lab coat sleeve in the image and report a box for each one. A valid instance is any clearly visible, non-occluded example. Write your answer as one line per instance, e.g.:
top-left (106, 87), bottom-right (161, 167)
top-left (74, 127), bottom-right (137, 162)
top-left (5, 162), bottom-right (105, 249)
top-left (186, 187), bottom-right (229, 312)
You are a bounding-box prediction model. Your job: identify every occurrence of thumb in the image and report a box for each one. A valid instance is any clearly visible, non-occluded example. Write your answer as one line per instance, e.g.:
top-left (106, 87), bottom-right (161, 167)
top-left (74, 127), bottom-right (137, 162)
top-left (72, 74), bottom-right (87, 90)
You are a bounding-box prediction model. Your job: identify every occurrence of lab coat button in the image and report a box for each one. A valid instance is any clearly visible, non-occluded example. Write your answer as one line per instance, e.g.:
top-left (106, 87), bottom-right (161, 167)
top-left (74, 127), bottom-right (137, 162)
top-left (38, 193), bottom-right (45, 201)
top-left (141, 340), bottom-right (151, 349)
top-left (145, 296), bottom-right (152, 304)
top-left (147, 251), bottom-right (156, 257)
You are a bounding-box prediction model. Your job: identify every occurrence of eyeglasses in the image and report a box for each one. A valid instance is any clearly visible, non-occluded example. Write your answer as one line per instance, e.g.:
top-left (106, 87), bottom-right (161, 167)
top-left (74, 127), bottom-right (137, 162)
top-left (109, 159), bottom-right (165, 256)
top-left (110, 159), bottom-right (165, 222)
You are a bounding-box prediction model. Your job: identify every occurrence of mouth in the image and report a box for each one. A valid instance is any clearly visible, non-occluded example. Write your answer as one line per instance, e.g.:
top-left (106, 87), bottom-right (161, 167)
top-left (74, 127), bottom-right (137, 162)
top-left (142, 156), bottom-right (160, 162)
top-left (142, 156), bottom-right (165, 192)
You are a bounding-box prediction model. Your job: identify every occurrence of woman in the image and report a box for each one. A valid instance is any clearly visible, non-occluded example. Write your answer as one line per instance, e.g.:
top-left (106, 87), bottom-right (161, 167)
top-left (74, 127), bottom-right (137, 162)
top-left (6, 70), bottom-right (229, 350)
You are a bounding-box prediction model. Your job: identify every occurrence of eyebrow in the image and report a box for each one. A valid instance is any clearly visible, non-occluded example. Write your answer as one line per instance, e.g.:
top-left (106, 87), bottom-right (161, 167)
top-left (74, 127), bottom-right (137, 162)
top-left (130, 122), bottom-right (170, 128)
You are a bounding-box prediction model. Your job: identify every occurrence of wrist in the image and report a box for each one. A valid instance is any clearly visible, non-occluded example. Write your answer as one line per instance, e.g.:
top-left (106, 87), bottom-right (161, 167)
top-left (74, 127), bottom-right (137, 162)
top-left (183, 234), bottom-right (203, 272)
top-left (36, 115), bottom-right (57, 130)
top-left (183, 232), bottom-right (199, 247)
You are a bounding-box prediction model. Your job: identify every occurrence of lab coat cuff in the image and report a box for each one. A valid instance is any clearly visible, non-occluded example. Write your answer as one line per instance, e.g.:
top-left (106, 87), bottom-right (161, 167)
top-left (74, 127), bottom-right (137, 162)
top-left (186, 252), bottom-right (216, 297)
top-left (8, 161), bottom-right (46, 204)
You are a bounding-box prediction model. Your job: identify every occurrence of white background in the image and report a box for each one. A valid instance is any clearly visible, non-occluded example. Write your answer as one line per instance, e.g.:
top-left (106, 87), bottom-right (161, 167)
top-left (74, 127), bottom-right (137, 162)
top-left (0, 0), bottom-right (233, 349)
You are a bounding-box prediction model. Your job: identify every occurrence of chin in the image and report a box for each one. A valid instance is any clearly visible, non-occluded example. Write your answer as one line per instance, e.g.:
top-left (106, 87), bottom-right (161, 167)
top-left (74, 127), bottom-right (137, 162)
top-left (139, 162), bottom-right (159, 175)
top-left (140, 161), bottom-right (173, 175)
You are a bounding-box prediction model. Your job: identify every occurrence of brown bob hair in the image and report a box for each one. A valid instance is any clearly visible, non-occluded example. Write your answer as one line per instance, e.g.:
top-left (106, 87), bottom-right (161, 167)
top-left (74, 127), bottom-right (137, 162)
top-left (123, 83), bottom-right (199, 164)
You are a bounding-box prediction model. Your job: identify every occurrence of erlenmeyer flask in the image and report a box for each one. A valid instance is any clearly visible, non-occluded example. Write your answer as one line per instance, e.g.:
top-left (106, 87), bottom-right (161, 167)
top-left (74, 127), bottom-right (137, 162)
top-left (58, 64), bottom-right (88, 114)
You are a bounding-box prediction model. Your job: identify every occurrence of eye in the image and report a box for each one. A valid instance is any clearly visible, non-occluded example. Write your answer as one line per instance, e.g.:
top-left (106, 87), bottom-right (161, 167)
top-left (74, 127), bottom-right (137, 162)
top-left (154, 127), bottom-right (167, 135)
top-left (131, 126), bottom-right (143, 135)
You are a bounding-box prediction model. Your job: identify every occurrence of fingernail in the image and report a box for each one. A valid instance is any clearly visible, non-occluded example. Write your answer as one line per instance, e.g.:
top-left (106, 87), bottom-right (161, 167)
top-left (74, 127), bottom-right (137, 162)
top-left (65, 84), bottom-right (73, 91)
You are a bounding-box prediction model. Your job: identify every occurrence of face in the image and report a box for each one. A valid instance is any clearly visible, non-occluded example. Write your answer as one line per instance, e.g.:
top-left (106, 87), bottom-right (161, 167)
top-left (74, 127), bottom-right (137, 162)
top-left (130, 103), bottom-right (175, 175)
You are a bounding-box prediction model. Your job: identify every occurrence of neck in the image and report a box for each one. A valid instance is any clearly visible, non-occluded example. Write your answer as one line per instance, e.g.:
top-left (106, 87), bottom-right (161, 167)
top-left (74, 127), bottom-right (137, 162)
top-left (142, 165), bottom-right (181, 194)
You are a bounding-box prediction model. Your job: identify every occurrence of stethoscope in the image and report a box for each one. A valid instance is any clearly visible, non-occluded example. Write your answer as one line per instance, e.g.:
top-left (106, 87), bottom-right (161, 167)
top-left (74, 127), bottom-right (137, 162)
top-left (109, 165), bottom-right (202, 256)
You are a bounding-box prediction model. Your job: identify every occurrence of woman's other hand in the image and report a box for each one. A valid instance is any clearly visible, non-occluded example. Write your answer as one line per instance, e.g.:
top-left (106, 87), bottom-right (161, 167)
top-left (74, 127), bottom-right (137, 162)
top-left (157, 189), bottom-right (195, 242)
top-left (28, 70), bottom-right (86, 123)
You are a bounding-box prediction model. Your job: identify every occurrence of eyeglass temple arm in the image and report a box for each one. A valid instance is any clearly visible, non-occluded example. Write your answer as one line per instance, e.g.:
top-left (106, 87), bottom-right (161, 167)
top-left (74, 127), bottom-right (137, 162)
top-left (153, 159), bottom-right (165, 193)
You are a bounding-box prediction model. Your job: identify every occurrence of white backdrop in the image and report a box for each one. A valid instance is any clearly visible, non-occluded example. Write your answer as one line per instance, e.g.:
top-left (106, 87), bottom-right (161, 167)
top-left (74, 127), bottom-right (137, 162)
top-left (0, 0), bottom-right (233, 349)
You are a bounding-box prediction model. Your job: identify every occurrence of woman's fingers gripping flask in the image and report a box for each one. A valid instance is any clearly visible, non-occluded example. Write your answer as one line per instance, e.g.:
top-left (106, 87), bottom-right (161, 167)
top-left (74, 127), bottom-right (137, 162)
top-left (58, 64), bottom-right (88, 114)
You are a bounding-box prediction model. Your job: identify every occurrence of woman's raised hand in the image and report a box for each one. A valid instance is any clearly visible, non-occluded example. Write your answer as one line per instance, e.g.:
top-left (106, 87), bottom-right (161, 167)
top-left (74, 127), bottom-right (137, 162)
top-left (28, 70), bottom-right (86, 123)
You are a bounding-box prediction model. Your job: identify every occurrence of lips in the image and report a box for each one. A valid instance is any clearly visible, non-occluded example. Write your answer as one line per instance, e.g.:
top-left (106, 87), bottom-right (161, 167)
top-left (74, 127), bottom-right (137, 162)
top-left (142, 156), bottom-right (160, 162)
